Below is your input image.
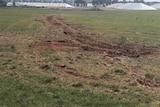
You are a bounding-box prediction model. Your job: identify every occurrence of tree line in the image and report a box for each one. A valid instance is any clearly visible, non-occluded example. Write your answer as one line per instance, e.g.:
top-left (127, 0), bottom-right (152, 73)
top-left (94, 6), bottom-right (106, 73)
top-left (0, 0), bottom-right (7, 7)
top-left (92, 0), bottom-right (144, 6)
top-left (75, 0), bottom-right (144, 6)
top-left (0, 0), bottom-right (145, 7)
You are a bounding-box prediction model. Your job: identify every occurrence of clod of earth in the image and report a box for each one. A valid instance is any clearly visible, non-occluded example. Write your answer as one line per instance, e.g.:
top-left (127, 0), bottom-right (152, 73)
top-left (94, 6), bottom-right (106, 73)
top-left (137, 78), bottom-right (160, 87)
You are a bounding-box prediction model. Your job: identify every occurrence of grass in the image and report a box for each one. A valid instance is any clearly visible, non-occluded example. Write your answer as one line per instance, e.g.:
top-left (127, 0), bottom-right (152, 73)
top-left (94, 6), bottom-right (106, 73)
top-left (114, 67), bottom-right (126, 75)
top-left (1, 8), bottom-right (160, 44)
top-left (0, 75), bottom-right (144, 107)
top-left (0, 44), bottom-right (15, 52)
top-left (0, 7), bottom-right (160, 106)
top-left (64, 10), bottom-right (160, 45)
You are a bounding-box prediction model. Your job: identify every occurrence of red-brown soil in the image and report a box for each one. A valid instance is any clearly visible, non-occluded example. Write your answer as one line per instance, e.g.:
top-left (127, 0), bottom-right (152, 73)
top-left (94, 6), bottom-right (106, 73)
top-left (33, 15), bottom-right (159, 58)
top-left (137, 77), bottom-right (160, 87)
top-left (29, 15), bottom-right (160, 88)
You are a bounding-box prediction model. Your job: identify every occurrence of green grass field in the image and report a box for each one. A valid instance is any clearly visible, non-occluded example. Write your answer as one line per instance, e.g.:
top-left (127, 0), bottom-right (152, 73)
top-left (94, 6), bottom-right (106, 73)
top-left (0, 7), bottom-right (160, 107)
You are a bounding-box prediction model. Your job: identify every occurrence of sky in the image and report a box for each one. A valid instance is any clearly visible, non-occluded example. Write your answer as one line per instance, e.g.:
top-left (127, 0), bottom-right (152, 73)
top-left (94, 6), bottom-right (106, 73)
top-left (146, 0), bottom-right (160, 1)
top-left (134, 0), bottom-right (160, 1)
top-left (7, 0), bottom-right (160, 2)
top-left (119, 0), bottom-right (160, 2)
top-left (86, 0), bottom-right (160, 2)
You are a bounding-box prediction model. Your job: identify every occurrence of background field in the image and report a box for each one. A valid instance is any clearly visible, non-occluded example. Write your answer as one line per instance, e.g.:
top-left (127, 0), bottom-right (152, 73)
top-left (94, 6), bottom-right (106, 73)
top-left (0, 8), bottom-right (160, 107)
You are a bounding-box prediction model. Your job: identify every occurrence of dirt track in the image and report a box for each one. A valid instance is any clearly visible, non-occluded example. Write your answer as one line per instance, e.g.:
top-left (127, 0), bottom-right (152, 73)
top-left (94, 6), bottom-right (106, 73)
top-left (34, 15), bottom-right (159, 58)
top-left (26, 15), bottom-right (160, 89)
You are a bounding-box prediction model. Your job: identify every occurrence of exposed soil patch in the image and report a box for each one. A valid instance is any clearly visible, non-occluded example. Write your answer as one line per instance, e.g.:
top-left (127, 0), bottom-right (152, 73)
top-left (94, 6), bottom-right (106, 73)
top-left (55, 64), bottom-right (99, 80)
top-left (28, 15), bottom-right (160, 88)
top-left (32, 41), bottom-right (79, 51)
top-left (137, 78), bottom-right (160, 87)
top-left (38, 15), bottom-right (79, 35)
top-left (33, 15), bottom-right (160, 58)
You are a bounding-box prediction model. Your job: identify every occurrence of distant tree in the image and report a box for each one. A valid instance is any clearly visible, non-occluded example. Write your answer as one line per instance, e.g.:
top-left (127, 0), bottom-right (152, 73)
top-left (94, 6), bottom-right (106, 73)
top-left (112, 0), bottom-right (118, 3)
top-left (0, 0), bottom-right (6, 7)
top-left (63, 0), bottom-right (67, 3)
top-left (92, 0), bottom-right (106, 5)
top-left (139, 0), bottom-right (144, 3)
top-left (123, 0), bottom-right (127, 3)
top-left (92, 0), bottom-right (98, 5)
top-left (134, 0), bottom-right (144, 3)
top-left (12, 0), bottom-right (15, 6)
top-left (75, 0), bottom-right (87, 6)
top-left (92, 0), bottom-right (119, 6)
top-left (134, 0), bottom-right (138, 2)
top-left (107, 0), bottom-right (112, 5)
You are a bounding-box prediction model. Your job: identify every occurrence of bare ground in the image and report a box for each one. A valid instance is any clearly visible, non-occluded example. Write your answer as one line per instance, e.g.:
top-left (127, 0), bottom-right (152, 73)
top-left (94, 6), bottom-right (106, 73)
top-left (29, 15), bottom-right (160, 88)
top-left (34, 15), bottom-right (159, 57)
